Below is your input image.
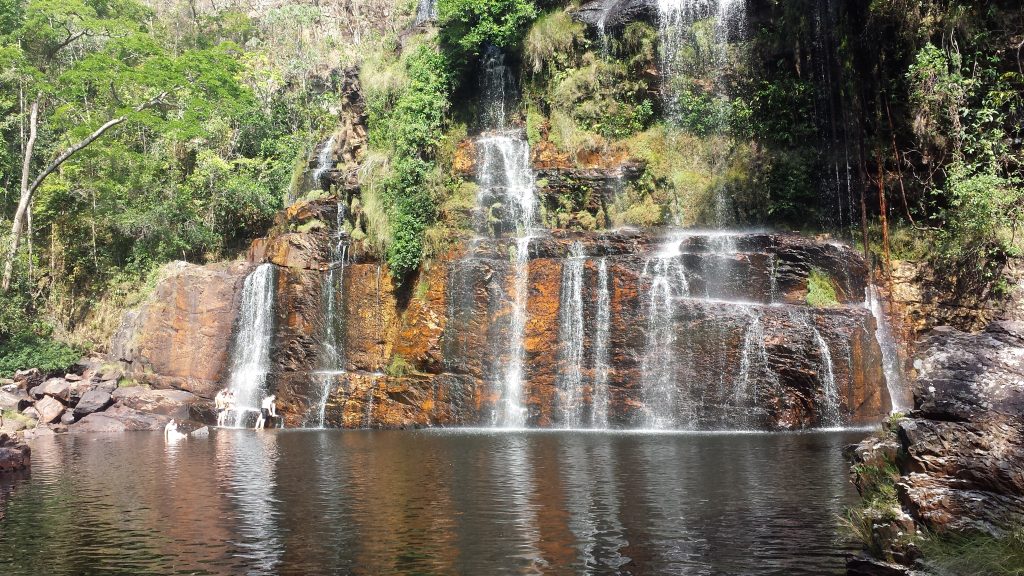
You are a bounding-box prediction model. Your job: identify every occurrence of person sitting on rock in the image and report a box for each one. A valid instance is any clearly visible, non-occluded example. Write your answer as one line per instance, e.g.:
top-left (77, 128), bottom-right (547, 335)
top-left (255, 395), bottom-right (278, 429)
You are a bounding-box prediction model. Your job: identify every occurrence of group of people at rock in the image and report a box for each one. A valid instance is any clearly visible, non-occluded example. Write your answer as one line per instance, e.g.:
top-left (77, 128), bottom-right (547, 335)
top-left (214, 390), bottom-right (278, 429)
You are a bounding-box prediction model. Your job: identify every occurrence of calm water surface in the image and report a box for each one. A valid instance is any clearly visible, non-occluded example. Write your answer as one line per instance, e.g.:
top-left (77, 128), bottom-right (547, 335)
top-left (0, 429), bottom-right (868, 575)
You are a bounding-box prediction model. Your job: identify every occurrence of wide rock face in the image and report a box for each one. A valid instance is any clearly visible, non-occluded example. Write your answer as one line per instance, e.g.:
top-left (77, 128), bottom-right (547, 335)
top-left (0, 433), bottom-right (30, 473)
top-left (111, 260), bottom-right (253, 397)
top-left (895, 321), bottom-right (1024, 535)
top-left (111, 198), bottom-right (893, 429)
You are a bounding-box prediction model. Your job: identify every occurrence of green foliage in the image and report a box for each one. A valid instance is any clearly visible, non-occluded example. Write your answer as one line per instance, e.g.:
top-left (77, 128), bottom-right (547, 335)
top-left (0, 334), bottom-right (80, 377)
top-left (438, 0), bottom-right (537, 56)
top-left (386, 354), bottom-right (414, 377)
top-left (919, 528), bottom-right (1024, 576)
top-left (365, 43), bottom-right (454, 279)
top-left (523, 9), bottom-right (584, 75)
top-left (806, 269), bottom-right (839, 308)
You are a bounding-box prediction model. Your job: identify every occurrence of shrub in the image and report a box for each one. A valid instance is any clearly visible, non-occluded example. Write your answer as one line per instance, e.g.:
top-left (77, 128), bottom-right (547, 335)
top-left (918, 528), bottom-right (1024, 576)
top-left (438, 0), bottom-right (537, 56)
top-left (0, 335), bottom-right (81, 378)
top-left (806, 269), bottom-right (839, 308)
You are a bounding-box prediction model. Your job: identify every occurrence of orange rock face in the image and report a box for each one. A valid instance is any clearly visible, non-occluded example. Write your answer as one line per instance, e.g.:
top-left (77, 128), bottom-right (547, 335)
top-left (111, 260), bottom-right (253, 397)
top-left (113, 221), bottom-right (892, 430)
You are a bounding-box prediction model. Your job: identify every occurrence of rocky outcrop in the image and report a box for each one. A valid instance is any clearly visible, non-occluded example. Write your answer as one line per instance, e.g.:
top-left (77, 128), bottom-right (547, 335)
top-left (110, 260), bottom-right (253, 397)
top-left (0, 433), bottom-right (29, 473)
top-left (846, 320), bottom-right (1024, 574)
top-left (575, 0), bottom-right (657, 31)
top-left (898, 321), bottom-right (1024, 534)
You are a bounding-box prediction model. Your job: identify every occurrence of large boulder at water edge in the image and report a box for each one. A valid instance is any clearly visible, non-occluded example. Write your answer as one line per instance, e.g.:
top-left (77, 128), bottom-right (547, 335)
top-left (72, 404), bottom-right (172, 433)
top-left (0, 433), bottom-right (29, 473)
top-left (33, 396), bottom-right (65, 424)
top-left (110, 388), bottom-right (198, 419)
top-left (895, 321), bottom-right (1024, 534)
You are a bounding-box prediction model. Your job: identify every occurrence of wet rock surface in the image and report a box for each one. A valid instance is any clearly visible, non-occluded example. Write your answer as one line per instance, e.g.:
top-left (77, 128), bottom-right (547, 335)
top-left (847, 320), bottom-right (1024, 574)
top-left (897, 321), bottom-right (1024, 534)
top-left (575, 0), bottom-right (657, 31)
top-left (111, 221), bottom-right (892, 430)
top-left (111, 260), bottom-right (253, 396)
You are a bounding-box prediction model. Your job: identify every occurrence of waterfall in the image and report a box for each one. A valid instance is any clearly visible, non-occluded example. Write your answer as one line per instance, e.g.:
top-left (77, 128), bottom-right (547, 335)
top-left (305, 202), bottom-right (350, 428)
top-left (495, 237), bottom-right (531, 428)
top-left (733, 312), bottom-right (762, 406)
top-left (226, 263), bottom-right (277, 427)
top-left (312, 135), bottom-right (336, 186)
top-left (813, 325), bottom-right (841, 427)
top-left (414, 0), bottom-right (436, 25)
top-left (865, 285), bottom-right (909, 412)
top-left (591, 258), bottom-right (611, 428)
top-left (557, 242), bottom-right (586, 428)
top-left (640, 237), bottom-right (691, 428)
top-left (657, 0), bottom-right (745, 116)
top-left (473, 47), bottom-right (540, 428)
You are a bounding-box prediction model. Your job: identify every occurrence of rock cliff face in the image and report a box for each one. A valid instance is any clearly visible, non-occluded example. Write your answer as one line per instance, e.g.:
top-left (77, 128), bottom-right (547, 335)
top-left (110, 261), bottom-right (253, 397)
top-left (847, 317), bottom-right (1024, 574)
top-left (111, 202), bottom-right (893, 430)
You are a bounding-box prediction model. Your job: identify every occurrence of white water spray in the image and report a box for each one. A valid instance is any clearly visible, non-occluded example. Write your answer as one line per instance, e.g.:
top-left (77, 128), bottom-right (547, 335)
top-left (226, 263), bottom-right (276, 427)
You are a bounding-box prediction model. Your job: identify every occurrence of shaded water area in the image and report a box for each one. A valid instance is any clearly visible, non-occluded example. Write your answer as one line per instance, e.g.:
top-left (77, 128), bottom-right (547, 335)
top-left (0, 430), bottom-right (867, 575)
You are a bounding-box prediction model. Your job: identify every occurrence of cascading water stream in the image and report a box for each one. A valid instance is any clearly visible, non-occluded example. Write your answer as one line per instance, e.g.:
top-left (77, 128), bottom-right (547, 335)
top-left (226, 263), bottom-right (277, 428)
top-left (307, 202), bottom-right (349, 428)
top-left (640, 237), bottom-right (691, 429)
top-left (591, 258), bottom-right (611, 428)
top-left (865, 285), bottom-right (909, 412)
top-left (311, 135), bottom-right (336, 186)
top-left (557, 242), bottom-right (586, 428)
top-left (414, 0), bottom-right (437, 25)
top-left (813, 324), bottom-right (840, 427)
top-left (473, 47), bottom-right (540, 428)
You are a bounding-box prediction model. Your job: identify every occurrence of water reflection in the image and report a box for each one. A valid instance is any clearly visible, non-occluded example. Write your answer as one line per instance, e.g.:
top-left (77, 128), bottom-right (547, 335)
top-left (0, 430), bottom-right (867, 575)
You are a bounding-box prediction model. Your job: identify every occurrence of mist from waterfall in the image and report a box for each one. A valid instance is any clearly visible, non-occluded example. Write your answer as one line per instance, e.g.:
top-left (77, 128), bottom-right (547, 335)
top-left (226, 263), bottom-right (277, 427)
top-left (557, 242), bottom-right (587, 428)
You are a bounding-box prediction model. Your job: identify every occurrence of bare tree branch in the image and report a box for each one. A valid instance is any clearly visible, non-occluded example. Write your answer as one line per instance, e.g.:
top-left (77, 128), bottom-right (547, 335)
top-left (2, 91), bottom-right (169, 291)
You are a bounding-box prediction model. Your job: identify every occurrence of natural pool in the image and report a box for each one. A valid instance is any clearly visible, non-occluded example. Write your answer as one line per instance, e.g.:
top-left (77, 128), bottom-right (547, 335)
top-left (0, 429), bottom-right (868, 575)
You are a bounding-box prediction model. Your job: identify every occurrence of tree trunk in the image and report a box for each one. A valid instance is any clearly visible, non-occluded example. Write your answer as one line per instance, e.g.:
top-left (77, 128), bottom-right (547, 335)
top-left (2, 100), bottom-right (39, 292)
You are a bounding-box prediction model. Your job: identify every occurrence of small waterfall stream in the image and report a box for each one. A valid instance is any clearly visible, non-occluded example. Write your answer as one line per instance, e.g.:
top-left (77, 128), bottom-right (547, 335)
top-left (307, 203), bottom-right (349, 428)
top-left (640, 237), bottom-right (691, 428)
top-left (311, 135), bottom-right (336, 187)
top-left (414, 0), bottom-right (437, 25)
top-left (557, 242), bottom-right (586, 428)
top-left (226, 263), bottom-right (277, 427)
top-left (866, 285), bottom-right (909, 412)
top-left (591, 258), bottom-right (611, 428)
top-left (813, 325), bottom-right (840, 427)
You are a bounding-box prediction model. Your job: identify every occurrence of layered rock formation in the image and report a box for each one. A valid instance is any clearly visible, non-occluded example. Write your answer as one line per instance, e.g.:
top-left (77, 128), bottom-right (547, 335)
top-left (108, 198), bottom-right (894, 430)
top-left (847, 318), bottom-right (1024, 574)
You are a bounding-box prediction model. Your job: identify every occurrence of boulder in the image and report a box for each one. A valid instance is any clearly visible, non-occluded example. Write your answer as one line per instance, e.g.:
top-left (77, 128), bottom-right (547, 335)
top-left (34, 396), bottom-right (65, 424)
top-left (64, 373), bottom-right (82, 382)
top-left (0, 433), bottom-right (30, 473)
top-left (71, 404), bottom-right (171, 433)
top-left (20, 407), bottom-right (40, 421)
top-left (0, 389), bottom-right (32, 412)
top-left (13, 368), bottom-right (43, 389)
top-left (110, 387), bottom-right (197, 419)
top-left (60, 412), bottom-right (76, 426)
top-left (73, 389), bottom-right (113, 418)
top-left (31, 378), bottom-right (71, 402)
